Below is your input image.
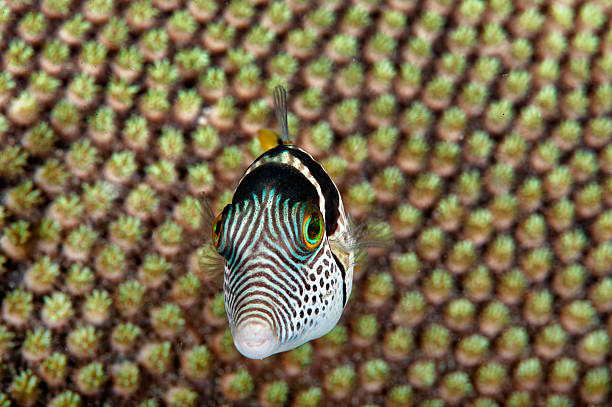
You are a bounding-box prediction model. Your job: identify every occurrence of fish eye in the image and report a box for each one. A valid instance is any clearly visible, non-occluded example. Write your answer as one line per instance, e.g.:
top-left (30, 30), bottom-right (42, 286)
top-left (212, 213), bottom-right (223, 248)
top-left (302, 209), bottom-right (324, 249)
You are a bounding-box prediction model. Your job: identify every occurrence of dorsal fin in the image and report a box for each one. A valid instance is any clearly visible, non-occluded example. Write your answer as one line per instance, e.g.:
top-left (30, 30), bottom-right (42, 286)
top-left (273, 85), bottom-right (291, 143)
top-left (255, 86), bottom-right (291, 153)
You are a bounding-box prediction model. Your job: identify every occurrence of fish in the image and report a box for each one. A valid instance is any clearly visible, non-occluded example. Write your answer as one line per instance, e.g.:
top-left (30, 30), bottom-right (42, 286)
top-left (206, 86), bottom-right (389, 359)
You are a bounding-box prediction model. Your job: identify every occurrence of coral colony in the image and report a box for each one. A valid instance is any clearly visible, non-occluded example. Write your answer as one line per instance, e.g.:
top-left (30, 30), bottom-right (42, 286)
top-left (0, 0), bottom-right (611, 405)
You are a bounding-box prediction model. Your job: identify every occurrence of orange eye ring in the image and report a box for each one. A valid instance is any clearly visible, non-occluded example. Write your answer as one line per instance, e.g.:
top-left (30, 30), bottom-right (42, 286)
top-left (212, 213), bottom-right (223, 247)
top-left (302, 209), bottom-right (324, 250)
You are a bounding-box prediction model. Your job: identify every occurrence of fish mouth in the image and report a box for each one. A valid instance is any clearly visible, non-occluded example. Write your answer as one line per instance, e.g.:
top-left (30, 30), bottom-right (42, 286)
top-left (232, 321), bottom-right (277, 359)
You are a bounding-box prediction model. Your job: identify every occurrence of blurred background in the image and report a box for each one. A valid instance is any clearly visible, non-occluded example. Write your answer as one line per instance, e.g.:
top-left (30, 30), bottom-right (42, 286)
top-left (0, 0), bottom-right (611, 405)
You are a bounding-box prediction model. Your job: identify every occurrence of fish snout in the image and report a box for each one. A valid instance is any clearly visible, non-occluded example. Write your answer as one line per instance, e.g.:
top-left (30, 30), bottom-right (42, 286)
top-left (233, 321), bottom-right (276, 359)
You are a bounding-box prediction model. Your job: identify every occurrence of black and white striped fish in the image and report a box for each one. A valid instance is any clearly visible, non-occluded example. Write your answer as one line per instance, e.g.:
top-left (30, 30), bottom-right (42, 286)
top-left (208, 86), bottom-right (385, 359)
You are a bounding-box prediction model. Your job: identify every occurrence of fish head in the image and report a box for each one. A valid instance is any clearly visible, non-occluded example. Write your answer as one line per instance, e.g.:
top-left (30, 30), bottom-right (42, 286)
top-left (212, 193), bottom-right (346, 359)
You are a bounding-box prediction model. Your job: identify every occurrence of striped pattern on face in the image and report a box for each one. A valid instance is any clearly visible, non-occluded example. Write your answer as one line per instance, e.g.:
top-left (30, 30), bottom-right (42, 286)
top-left (238, 145), bottom-right (344, 240)
top-left (218, 183), bottom-right (345, 358)
top-left (237, 144), bottom-right (355, 294)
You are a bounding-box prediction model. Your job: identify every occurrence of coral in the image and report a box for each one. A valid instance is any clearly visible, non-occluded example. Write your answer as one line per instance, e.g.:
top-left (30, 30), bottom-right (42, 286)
top-left (0, 0), bottom-right (610, 405)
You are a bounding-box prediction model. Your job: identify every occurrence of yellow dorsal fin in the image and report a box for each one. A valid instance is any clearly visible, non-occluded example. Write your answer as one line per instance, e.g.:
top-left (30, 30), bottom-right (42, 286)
top-left (257, 129), bottom-right (283, 152)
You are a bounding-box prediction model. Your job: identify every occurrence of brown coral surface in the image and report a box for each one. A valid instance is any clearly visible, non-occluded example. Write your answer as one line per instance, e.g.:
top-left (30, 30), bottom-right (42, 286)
top-left (0, 0), bottom-right (611, 406)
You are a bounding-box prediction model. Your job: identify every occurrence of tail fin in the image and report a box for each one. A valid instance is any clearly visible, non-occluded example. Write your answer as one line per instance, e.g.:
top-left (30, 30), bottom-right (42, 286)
top-left (273, 85), bottom-right (291, 143)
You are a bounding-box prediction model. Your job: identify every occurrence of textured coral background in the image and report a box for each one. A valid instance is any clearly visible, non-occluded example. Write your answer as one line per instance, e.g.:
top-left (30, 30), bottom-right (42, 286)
top-left (0, 0), bottom-right (611, 406)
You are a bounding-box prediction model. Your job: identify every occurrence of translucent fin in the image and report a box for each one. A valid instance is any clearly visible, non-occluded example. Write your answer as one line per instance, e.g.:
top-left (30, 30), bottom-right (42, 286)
top-left (273, 85), bottom-right (291, 143)
top-left (196, 243), bottom-right (225, 282)
top-left (351, 219), bottom-right (395, 250)
top-left (199, 194), bottom-right (217, 236)
top-left (336, 219), bottom-right (395, 272)
top-left (335, 217), bottom-right (395, 254)
top-left (195, 195), bottom-right (225, 280)
top-left (257, 129), bottom-right (282, 152)
top-left (351, 249), bottom-right (369, 268)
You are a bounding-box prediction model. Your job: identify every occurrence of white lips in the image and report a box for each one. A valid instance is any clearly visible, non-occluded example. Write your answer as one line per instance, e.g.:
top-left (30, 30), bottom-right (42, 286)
top-left (232, 321), bottom-right (277, 359)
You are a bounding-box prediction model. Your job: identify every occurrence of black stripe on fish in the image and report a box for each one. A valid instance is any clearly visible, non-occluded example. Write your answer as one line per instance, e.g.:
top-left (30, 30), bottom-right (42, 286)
top-left (250, 145), bottom-right (341, 237)
top-left (232, 162), bottom-right (319, 207)
top-left (331, 251), bottom-right (347, 307)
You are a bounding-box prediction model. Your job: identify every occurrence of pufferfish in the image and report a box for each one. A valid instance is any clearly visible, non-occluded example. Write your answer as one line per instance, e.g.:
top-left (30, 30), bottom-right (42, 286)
top-left (208, 86), bottom-right (382, 359)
